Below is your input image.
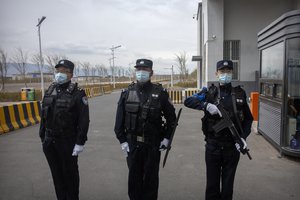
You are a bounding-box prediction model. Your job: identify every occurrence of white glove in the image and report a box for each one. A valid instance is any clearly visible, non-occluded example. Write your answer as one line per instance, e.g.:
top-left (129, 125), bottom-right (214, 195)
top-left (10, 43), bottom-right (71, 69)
top-left (206, 103), bottom-right (222, 117)
top-left (159, 138), bottom-right (169, 151)
top-left (72, 144), bottom-right (84, 156)
top-left (121, 142), bottom-right (130, 157)
top-left (235, 138), bottom-right (247, 152)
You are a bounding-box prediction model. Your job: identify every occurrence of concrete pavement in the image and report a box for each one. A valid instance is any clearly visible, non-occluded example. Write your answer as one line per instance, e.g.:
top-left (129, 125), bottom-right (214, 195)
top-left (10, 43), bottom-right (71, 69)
top-left (0, 91), bottom-right (299, 200)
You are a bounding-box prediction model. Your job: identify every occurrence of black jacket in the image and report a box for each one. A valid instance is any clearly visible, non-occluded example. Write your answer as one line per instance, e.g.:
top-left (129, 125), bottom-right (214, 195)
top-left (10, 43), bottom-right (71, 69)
top-left (184, 83), bottom-right (253, 143)
top-left (39, 81), bottom-right (90, 145)
top-left (114, 81), bottom-right (176, 144)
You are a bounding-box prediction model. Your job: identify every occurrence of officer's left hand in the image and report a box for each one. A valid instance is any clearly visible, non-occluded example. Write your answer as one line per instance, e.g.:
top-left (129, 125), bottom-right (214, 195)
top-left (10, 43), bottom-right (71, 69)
top-left (159, 138), bottom-right (169, 151)
top-left (235, 138), bottom-right (247, 152)
top-left (72, 144), bottom-right (84, 156)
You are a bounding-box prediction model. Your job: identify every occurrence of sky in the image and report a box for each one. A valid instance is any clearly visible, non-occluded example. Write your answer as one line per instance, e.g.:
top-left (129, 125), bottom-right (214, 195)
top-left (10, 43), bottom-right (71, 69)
top-left (0, 0), bottom-right (200, 74)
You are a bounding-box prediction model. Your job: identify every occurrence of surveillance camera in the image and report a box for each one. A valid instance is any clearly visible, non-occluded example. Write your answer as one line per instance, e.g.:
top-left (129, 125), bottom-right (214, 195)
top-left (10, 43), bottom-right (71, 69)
top-left (212, 35), bottom-right (216, 39)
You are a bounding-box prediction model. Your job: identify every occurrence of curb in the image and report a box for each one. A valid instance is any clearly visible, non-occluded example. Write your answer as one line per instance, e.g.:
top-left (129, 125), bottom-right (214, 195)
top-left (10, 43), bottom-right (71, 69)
top-left (0, 101), bottom-right (41, 134)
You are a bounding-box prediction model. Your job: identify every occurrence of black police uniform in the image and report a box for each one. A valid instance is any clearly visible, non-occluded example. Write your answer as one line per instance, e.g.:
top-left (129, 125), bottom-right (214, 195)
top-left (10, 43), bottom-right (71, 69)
top-left (39, 80), bottom-right (89, 200)
top-left (184, 83), bottom-right (253, 200)
top-left (114, 80), bottom-right (176, 200)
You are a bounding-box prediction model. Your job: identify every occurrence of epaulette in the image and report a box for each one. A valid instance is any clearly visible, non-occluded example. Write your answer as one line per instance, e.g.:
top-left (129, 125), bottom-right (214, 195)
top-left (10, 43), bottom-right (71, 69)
top-left (128, 82), bottom-right (136, 90)
top-left (233, 85), bottom-right (245, 92)
top-left (152, 83), bottom-right (164, 92)
top-left (45, 82), bottom-right (58, 95)
top-left (66, 82), bottom-right (77, 94)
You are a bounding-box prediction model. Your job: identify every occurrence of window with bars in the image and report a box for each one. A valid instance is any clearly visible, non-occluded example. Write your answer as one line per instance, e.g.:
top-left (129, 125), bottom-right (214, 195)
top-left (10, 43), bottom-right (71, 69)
top-left (224, 40), bottom-right (240, 80)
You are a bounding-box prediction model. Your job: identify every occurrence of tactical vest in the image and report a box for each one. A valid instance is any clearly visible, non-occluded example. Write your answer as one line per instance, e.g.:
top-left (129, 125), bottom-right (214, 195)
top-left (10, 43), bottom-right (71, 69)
top-left (42, 82), bottom-right (78, 138)
top-left (202, 84), bottom-right (246, 141)
top-left (124, 83), bottom-right (163, 141)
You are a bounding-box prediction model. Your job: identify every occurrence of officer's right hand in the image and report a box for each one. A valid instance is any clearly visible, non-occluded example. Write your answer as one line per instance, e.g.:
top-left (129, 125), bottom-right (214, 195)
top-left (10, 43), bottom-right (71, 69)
top-left (206, 103), bottom-right (222, 117)
top-left (121, 142), bottom-right (130, 157)
top-left (235, 138), bottom-right (247, 152)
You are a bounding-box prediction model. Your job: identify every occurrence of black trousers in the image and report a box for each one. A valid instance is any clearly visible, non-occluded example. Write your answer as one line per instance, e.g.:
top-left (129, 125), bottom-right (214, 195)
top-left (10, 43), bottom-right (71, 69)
top-left (43, 137), bottom-right (79, 200)
top-left (127, 143), bottom-right (161, 200)
top-left (205, 143), bottom-right (240, 200)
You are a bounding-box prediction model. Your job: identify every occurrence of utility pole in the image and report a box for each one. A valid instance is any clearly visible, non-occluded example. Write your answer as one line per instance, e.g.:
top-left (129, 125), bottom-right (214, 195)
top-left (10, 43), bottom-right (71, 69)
top-left (110, 45), bottom-right (121, 88)
top-left (36, 16), bottom-right (46, 97)
top-left (165, 65), bottom-right (174, 87)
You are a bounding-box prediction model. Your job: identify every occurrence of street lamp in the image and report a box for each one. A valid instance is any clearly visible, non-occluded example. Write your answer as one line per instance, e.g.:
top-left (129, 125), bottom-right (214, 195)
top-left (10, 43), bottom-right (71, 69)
top-left (110, 45), bottom-right (121, 88)
top-left (36, 16), bottom-right (46, 97)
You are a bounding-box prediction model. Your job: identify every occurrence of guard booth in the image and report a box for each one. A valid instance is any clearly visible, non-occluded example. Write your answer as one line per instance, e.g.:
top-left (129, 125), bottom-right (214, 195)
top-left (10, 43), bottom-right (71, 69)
top-left (257, 10), bottom-right (300, 157)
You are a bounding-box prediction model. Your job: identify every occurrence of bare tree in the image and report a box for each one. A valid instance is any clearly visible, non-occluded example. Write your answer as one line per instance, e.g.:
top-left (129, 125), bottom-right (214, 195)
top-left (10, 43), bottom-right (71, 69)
top-left (95, 64), bottom-right (107, 82)
top-left (45, 54), bottom-right (67, 74)
top-left (31, 53), bottom-right (42, 73)
top-left (90, 65), bottom-right (96, 83)
top-left (11, 48), bottom-right (29, 87)
top-left (126, 67), bottom-right (134, 81)
top-left (80, 62), bottom-right (90, 84)
top-left (175, 51), bottom-right (189, 81)
top-left (0, 48), bottom-right (8, 90)
top-left (74, 61), bottom-right (81, 79)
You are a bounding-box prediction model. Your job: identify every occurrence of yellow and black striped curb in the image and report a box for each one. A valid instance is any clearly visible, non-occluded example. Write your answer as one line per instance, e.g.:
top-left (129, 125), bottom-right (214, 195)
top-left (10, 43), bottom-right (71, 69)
top-left (84, 85), bottom-right (112, 98)
top-left (0, 101), bottom-right (41, 134)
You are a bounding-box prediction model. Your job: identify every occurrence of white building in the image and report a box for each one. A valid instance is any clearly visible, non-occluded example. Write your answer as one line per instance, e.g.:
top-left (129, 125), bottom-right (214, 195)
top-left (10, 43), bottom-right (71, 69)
top-left (193, 0), bottom-right (300, 95)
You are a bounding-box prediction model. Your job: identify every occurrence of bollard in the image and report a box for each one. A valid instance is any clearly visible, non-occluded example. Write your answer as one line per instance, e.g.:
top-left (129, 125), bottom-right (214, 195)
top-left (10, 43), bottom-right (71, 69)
top-left (250, 92), bottom-right (259, 121)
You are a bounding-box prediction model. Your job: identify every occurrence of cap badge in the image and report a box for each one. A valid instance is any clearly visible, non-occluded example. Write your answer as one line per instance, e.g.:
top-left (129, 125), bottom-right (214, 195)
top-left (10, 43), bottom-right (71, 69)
top-left (140, 60), bottom-right (144, 64)
top-left (223, 61), bottom-right (228, 66)
top-left (60, 61), bottom-right (64, 64)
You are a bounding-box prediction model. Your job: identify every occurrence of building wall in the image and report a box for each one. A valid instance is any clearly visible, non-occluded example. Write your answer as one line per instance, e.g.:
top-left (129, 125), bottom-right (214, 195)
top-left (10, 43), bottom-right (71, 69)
top-left (200, 0), bottom-right (299, 95)
top-left (225, 0), bottom-right (297, 82)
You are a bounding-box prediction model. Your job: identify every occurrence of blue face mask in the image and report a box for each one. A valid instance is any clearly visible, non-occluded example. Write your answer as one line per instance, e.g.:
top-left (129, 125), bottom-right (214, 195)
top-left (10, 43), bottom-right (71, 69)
top-left (219, 73), bottom-right (232, 84)
top-left (136, 70), bottom-right (150, 83)
top-left (54, 72), bottom-right (68, 84)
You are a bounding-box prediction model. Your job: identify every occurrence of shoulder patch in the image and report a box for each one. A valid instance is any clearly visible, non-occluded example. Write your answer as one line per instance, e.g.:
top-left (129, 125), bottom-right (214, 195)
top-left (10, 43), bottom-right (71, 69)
top-left (82, 96), bottom-right (88, 105)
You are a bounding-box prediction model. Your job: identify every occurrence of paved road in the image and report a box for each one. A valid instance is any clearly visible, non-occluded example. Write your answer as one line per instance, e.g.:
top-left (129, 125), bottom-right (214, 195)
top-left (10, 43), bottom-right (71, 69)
top-left (0, 91), bottom-right (299, 200)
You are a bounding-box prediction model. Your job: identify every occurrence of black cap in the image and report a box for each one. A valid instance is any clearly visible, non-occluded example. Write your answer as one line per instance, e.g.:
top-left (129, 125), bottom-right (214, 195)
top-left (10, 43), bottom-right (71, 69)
top-left (134, 59), bottom-right (153, 69)
top-left (55, 59), bottom-right (74, 72)
top-left (216, 60), bottom-right (233, 70)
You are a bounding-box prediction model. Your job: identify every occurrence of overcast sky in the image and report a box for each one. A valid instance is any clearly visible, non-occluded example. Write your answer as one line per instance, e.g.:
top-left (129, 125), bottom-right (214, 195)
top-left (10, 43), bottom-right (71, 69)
top-left (0, 0), bottom-right (200, 74)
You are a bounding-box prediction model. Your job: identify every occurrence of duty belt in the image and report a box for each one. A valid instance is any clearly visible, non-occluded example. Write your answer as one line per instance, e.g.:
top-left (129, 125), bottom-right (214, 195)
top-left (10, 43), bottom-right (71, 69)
top-left (127, 135), bottom-right (145, 143)
top-left (206, 138), bottom-right (234, 147)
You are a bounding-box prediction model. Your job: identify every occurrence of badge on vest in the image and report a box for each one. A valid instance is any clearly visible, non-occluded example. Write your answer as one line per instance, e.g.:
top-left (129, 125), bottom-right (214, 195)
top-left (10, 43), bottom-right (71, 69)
top-left (152, 94), bottom-right (159, 98)
top-left (236, 98), bottom-right (243, 103)
top-left (82, 96), bottom-right (88, 105)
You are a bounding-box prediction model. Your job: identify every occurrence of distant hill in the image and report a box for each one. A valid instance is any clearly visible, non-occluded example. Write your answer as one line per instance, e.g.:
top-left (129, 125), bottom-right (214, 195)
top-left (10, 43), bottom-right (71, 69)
top-left (6, 63), bottom-right (50, 76)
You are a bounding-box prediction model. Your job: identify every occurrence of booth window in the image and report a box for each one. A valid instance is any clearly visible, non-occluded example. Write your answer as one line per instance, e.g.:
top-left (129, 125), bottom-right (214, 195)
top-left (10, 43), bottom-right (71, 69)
top-left (261, 42), bottom-right (284, 79)
top-left (260, 42), bottom-right (284, 100)
top-left (286, 38), bottom-right (300, 149)
top-left (224, 40), bottom-right (240, 80)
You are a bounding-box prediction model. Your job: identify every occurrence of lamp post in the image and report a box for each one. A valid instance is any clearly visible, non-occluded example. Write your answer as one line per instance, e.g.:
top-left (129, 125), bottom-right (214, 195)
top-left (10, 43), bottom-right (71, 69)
top-left (36, 16), bottom-right (46, 97)
top-left (110, 45), bottom-right (121, 88)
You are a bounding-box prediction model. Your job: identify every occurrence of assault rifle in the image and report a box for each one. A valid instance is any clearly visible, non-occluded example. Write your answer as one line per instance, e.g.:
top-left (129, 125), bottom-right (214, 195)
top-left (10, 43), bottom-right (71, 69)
top-left (162, 108), bottom-right (182, 168)
top-left (212, 104), bottom-right (252, 160)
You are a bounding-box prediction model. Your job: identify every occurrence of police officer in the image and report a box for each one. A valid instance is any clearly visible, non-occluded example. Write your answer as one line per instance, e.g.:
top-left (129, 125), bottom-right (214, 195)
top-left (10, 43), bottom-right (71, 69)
top-left (184, 60), bottom-right (253, 200)
top-left (39, 59), bottom-right (90, 200)
top-left (114, 58), bottom-right (176, 200)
